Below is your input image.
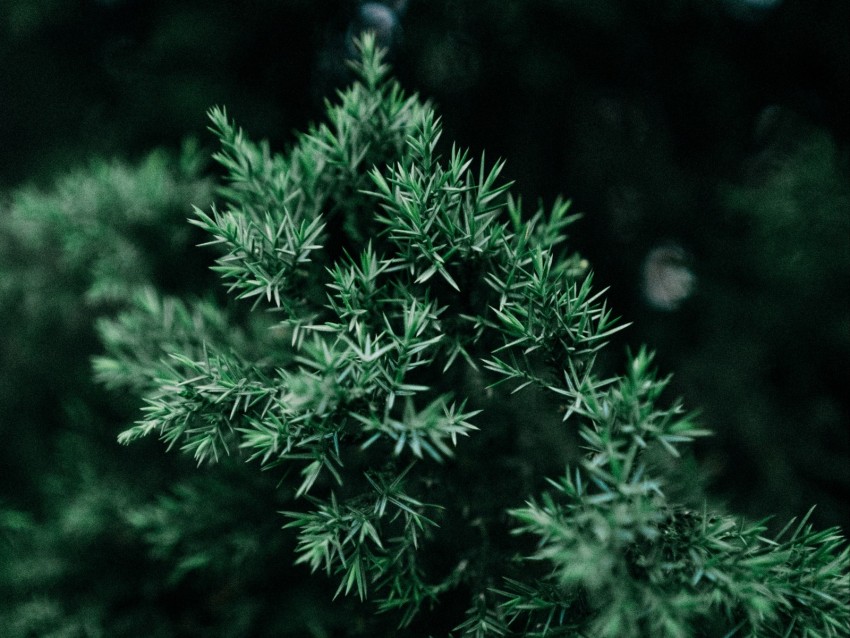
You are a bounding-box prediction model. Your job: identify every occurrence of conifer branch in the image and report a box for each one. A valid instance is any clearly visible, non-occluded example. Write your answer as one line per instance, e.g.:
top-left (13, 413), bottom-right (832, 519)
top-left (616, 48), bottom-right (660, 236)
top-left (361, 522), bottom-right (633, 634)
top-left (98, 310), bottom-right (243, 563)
top-left (98, 34), bottom-right (849, 635)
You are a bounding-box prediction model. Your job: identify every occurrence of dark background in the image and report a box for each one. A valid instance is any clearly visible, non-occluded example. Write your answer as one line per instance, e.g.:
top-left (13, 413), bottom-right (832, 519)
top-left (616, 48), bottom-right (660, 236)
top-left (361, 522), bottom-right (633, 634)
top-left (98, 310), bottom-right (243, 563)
top-left (1, 0), bottom-right (848, 567)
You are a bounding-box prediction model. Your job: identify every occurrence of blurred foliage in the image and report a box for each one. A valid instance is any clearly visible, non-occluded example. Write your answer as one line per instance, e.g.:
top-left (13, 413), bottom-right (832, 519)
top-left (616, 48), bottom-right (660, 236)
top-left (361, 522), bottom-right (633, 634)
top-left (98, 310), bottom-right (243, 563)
top-left (0, 145), bottom-right (212, 503)
top-left (682, 118), bottom-right (850, 526)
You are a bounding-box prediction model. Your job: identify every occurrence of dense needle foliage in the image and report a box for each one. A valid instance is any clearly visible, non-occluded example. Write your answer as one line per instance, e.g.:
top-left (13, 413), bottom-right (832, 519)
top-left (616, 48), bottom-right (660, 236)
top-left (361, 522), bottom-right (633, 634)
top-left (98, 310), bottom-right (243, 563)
top-left (83, 37), bottom-right (849, 636)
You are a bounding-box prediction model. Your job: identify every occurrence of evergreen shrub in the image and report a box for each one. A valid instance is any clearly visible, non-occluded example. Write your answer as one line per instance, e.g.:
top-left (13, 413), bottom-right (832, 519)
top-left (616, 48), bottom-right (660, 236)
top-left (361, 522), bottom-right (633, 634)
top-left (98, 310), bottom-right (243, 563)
top-left (5, 36), bottom-right (848, 637)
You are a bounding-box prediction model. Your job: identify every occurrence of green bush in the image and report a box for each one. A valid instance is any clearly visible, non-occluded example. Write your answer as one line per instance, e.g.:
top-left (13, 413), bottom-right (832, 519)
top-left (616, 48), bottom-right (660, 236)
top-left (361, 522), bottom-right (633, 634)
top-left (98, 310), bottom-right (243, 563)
top-left (2, 30), bottom-right (847, 636)
top-left (81, 37), bottom-right (848, 636)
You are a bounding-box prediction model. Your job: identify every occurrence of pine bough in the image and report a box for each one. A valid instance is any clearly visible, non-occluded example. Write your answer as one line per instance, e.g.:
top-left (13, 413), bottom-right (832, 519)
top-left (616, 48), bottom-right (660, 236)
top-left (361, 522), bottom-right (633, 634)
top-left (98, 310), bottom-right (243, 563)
top-left (97, 36), bottom-right (849, 637)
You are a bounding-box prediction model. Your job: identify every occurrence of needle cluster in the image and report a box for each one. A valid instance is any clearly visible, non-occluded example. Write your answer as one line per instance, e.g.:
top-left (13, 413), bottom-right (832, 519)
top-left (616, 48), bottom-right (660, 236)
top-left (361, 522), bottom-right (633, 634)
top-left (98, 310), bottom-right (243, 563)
top-left (97, 36), bottom-right (849, 636)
